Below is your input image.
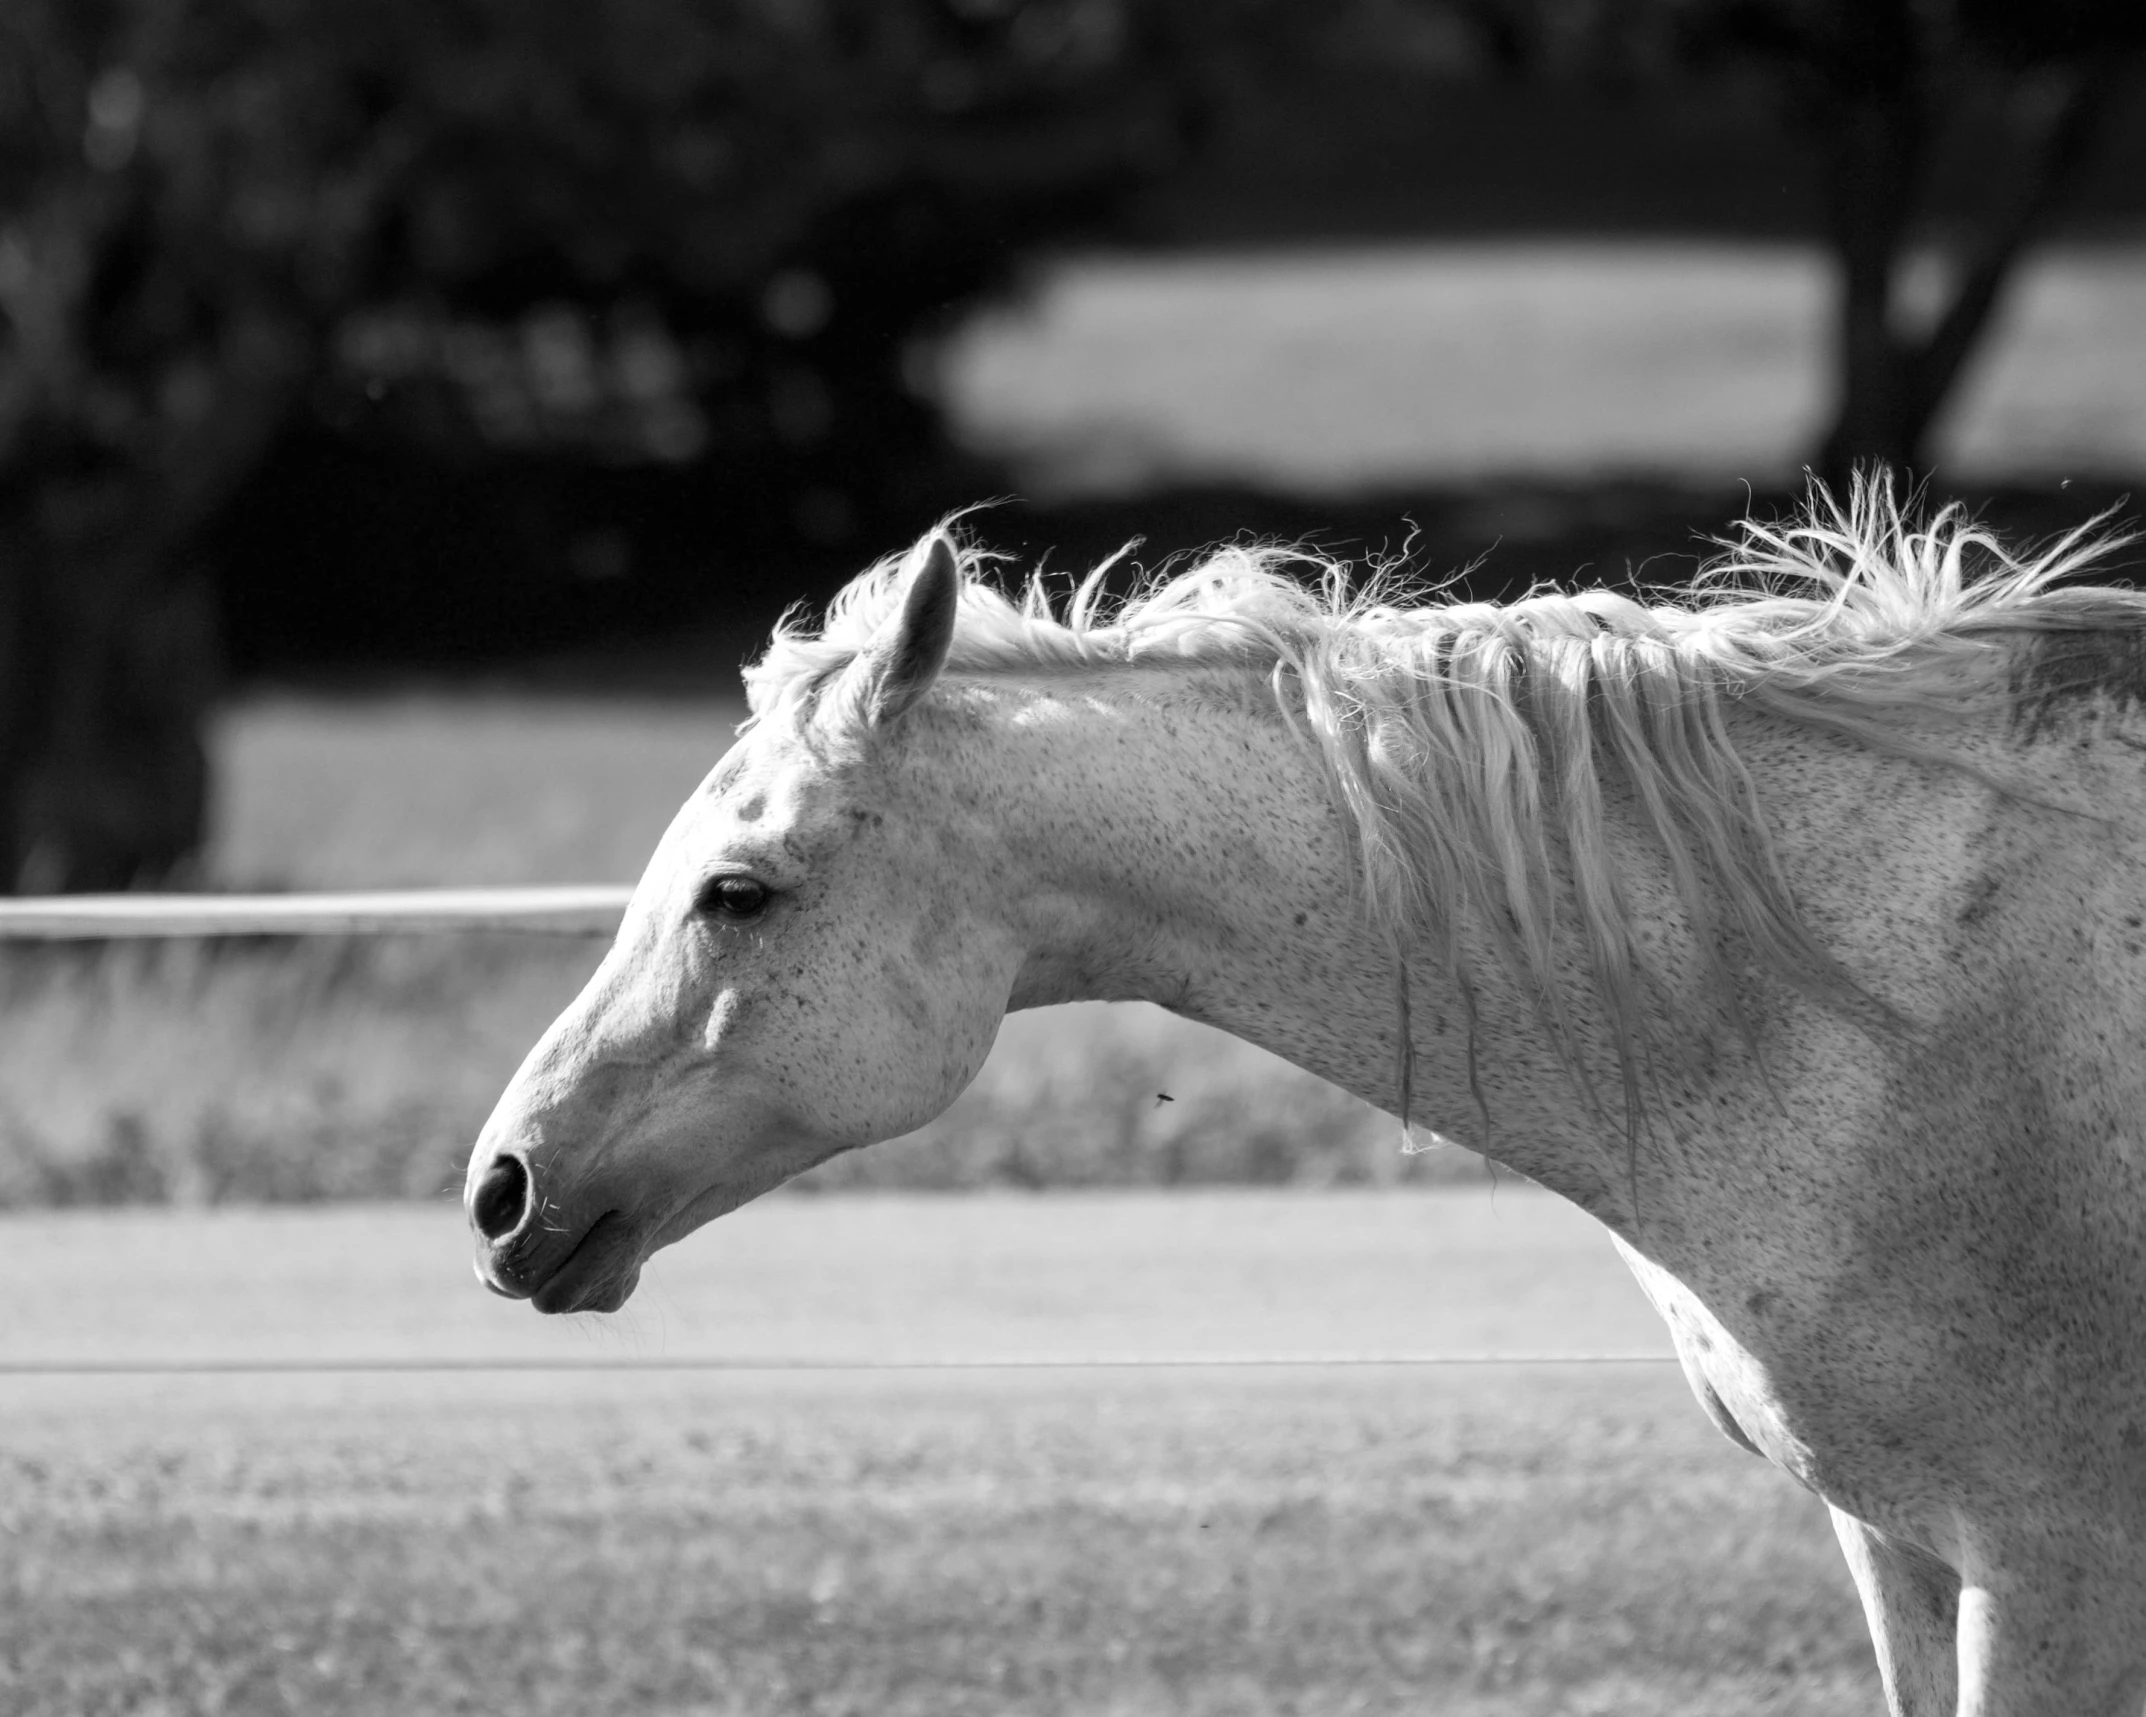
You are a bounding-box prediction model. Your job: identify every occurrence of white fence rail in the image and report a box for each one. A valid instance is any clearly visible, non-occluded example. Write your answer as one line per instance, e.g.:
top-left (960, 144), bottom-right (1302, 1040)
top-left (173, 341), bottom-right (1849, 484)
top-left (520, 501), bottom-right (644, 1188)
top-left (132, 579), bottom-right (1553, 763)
top-left (0, 886), bottom-right (634, 939)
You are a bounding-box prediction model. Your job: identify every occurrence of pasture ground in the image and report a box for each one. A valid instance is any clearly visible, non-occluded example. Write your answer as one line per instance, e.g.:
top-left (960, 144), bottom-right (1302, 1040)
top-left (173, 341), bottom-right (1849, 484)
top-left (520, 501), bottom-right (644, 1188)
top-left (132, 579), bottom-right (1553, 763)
top-left (0, 1189), bottom-right (1879, 1715)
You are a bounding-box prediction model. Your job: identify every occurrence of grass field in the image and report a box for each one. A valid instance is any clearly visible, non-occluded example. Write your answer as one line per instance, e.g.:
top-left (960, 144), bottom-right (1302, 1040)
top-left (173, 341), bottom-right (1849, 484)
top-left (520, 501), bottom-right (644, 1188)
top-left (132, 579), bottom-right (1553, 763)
top-left (208, 695), bottom-right (742, 893)
top-left (0, 1189), bottom-right (1881, 1715)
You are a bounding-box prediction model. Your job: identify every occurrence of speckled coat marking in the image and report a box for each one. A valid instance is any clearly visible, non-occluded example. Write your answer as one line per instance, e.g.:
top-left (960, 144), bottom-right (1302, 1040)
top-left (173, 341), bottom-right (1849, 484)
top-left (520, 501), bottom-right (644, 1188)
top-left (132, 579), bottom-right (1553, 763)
top-left (469, 534), bottom-right (2146, 1715)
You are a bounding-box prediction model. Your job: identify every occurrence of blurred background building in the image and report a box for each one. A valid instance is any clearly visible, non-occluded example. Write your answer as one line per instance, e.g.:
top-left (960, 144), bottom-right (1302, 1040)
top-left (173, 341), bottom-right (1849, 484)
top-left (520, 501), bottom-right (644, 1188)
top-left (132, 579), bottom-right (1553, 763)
top-left (2, 0), bottom-right (2142, 894)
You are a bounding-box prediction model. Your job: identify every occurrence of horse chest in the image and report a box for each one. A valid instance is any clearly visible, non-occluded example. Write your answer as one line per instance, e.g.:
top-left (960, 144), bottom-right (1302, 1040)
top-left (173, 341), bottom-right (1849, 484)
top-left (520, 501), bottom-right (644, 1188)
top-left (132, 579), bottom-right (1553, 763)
top-left (1613, 1235), bottom-right (1987, 1555)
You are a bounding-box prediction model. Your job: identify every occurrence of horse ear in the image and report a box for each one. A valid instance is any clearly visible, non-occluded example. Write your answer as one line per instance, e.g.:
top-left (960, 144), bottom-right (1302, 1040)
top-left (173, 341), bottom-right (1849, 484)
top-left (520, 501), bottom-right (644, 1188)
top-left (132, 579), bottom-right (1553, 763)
top-left (859, 533), bottom-right (960, 727)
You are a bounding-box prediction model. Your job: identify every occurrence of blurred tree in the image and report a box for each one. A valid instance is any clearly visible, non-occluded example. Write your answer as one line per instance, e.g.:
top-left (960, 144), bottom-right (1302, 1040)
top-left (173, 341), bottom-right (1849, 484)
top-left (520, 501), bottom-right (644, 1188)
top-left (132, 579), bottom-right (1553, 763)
top-left (1350, 0), bottom-right (2145, 481)
top-left (0, 0), bottom-right (1197, 889)
top-left (1678, 0), bottom-right (2145, 480)
top-left (0, 1), bottom-right (391, 888)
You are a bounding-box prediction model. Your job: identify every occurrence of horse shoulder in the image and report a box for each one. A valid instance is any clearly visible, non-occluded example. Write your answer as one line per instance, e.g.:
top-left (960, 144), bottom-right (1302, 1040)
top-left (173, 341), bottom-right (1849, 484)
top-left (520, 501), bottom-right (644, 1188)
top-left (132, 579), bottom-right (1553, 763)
top-left (1620, 701), bottom-right (2146, 1528)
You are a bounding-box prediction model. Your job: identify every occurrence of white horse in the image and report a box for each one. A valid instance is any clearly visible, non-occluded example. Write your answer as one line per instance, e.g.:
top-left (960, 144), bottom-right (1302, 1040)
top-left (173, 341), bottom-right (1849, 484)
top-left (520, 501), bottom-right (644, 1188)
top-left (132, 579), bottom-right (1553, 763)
top-left (467, 477), bottom-right (2146, 1715)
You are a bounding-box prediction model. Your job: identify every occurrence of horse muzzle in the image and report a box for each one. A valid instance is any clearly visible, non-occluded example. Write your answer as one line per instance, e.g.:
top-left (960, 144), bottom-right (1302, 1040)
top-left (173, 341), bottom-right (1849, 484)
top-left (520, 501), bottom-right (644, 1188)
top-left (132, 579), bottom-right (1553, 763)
top-left (467, 1147), bottom-right (645, 1315)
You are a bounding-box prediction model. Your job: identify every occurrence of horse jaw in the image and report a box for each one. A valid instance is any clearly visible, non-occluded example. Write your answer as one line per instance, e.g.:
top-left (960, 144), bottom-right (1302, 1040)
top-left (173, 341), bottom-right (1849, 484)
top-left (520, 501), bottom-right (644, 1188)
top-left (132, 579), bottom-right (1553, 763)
top-left (465, 987), bottom-right (841, 1313)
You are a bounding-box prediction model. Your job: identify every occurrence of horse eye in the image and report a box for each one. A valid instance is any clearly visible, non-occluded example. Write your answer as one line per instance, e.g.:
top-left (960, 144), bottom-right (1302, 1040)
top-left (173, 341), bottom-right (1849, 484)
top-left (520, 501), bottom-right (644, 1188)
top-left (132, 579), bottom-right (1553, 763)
top-left (695, 875), bottom-right (772, 921)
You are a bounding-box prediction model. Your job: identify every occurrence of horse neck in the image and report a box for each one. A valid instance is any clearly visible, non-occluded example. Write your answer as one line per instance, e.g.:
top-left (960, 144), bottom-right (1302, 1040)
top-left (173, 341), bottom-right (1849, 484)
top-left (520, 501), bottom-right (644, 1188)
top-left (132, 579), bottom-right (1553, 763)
top-left (915, 669), bottom-right (1624, 1199)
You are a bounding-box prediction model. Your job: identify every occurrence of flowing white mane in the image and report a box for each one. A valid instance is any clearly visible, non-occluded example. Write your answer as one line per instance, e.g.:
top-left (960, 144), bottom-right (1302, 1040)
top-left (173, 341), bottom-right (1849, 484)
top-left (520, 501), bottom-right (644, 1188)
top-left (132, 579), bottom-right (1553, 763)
top-left (747, 478), bottom-right (2141, 1132)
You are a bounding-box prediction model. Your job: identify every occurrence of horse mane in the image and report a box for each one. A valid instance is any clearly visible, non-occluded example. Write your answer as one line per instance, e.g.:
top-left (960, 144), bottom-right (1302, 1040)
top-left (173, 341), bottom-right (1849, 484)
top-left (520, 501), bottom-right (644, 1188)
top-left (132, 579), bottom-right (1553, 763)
top-left (746, 475), bottom-right (2141, 1141)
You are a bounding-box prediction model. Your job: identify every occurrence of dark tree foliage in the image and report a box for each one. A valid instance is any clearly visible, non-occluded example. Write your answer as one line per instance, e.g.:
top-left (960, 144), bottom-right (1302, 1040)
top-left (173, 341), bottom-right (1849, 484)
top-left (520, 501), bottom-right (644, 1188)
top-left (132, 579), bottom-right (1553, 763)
top-left (1368, 0), bottom-right (2145, 482)
top-left (0, 0), bottom-right (1196, 889)
top-left (0, 0), bottom-right (370, 889)
top-left (1677, 0), bottom-right (2145, 480)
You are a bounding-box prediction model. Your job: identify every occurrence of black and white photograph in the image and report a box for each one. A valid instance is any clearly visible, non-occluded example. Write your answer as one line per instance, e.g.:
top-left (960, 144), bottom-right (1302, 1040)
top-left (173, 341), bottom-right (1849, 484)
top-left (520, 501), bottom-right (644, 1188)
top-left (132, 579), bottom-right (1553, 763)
top-left (3, 2), bottom-right (2145, 1712)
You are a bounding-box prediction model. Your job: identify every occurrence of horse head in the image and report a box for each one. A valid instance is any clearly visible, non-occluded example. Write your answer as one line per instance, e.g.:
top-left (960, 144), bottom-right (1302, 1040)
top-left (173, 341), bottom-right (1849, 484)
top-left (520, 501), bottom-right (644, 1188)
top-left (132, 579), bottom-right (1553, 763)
top-left (464, 534), bottom-right (1020, 1312)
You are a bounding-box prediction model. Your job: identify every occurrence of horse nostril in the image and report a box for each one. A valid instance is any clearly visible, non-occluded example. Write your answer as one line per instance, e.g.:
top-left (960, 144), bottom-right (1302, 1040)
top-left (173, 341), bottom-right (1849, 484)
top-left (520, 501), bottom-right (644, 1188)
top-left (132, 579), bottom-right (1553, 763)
top-left (472, 1154), bottom-right (531, 1242)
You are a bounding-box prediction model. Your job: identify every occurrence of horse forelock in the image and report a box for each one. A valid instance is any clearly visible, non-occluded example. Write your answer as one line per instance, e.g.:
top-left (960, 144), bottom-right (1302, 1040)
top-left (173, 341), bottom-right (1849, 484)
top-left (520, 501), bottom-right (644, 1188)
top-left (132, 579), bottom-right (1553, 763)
top-left (741, 475), bottom-right (2141, 1126)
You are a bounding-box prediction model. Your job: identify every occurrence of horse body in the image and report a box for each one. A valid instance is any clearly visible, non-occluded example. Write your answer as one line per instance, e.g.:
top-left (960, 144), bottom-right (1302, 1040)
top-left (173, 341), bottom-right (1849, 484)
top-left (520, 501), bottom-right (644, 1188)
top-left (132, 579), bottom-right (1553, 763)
top-left (1604, 704), bottom-right (2146, 1711)
top-left (467, 490), bottom-right (2146, 1713)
